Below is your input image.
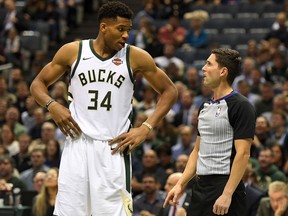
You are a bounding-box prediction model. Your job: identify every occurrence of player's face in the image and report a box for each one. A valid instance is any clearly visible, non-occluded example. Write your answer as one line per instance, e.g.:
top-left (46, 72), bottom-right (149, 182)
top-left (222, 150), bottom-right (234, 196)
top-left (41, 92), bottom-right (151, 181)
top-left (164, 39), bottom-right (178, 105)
top-left (102, 16), bottom-right (132, 52)
top-left (202, 54), bottom-right (222, 89)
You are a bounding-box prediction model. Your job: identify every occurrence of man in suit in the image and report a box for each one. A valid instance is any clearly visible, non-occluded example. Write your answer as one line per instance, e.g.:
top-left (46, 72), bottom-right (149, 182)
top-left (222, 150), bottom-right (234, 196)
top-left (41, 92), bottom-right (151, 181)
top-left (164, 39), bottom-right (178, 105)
top-left (158, 172), bottom-right (191, 216)
top-left (243, 162), bottom-right (265, 216)
top-left (256, 181), bottom-right (288, 216)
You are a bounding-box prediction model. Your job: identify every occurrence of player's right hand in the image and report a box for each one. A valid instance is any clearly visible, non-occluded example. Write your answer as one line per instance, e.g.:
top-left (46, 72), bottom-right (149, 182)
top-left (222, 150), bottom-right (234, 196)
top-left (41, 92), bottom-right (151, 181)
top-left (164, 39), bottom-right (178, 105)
top-left (47, 102), bottom-right (82, 139)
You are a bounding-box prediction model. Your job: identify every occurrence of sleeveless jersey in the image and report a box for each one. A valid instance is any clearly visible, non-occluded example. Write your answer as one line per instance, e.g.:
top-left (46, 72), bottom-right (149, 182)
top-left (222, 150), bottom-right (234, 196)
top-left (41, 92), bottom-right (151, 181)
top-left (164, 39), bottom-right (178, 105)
top-left (69, 39), bottom-right (134, 140)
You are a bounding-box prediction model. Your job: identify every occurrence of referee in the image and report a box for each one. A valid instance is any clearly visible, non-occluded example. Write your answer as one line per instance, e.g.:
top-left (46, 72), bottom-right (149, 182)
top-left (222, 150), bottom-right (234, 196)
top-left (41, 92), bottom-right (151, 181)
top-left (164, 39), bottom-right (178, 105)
top-left (164, 48), bottom-right (256, 216)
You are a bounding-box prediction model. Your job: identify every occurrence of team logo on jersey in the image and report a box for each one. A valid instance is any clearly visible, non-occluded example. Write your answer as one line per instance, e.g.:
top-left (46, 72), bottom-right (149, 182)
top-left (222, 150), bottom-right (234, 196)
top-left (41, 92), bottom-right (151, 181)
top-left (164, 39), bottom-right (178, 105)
top-left (215, 106), bottom-right (221, 117)
top-left (112, 58), bottom-right (123, 66)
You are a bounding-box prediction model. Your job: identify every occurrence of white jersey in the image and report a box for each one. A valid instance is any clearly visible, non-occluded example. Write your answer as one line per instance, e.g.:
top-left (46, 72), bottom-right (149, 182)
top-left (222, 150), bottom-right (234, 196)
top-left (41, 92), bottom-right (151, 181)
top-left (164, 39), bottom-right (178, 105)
top-left (69, 39), bottom-right (134, 140)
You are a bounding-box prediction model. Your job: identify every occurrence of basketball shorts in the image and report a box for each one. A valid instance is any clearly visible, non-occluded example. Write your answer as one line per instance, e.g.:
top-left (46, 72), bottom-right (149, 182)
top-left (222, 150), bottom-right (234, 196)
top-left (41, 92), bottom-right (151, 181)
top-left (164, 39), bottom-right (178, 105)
top-left (53, 133), bottom-right (133, 216)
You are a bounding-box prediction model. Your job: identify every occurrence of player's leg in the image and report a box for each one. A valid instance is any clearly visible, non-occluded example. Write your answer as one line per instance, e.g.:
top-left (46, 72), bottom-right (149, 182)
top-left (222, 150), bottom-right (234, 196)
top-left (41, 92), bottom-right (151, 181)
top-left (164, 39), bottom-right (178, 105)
top-left (87, 139), bottom-right (132, 216)
top-left (54, 135), bottom-right (90, 216)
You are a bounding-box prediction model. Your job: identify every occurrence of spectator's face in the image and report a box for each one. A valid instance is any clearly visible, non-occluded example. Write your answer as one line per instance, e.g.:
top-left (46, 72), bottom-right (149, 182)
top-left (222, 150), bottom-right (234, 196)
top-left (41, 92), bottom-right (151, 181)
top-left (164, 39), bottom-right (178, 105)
top-left (0, 160), bottom-right (13, 178)
top-left (45, 169), bottom-right (58, 188)
top-left (18, 135), bottom-right (31, 153)
top-left (142, 150), bottom-right (158, 168)
top-left (33, 172), bottom-right (46, 192)
top-left (164, 175), bottom-right (179, 193)
top-left (31, 151), bottom-right (45, 168)
top-left (255, 117), bottom-right (269, 135)
top-left (258, 149), bottom-right (273, 169)
top-left (269, 190), bottom-right (288, 212)
top-left (142, 176), bottom-right (157, 194)
top-left (175, 155), bottom-right (188, 172)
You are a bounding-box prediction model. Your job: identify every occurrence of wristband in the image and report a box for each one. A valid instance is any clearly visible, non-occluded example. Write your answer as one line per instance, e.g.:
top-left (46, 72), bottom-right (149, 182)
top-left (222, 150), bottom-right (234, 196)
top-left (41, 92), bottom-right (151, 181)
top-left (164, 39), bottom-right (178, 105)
top-left (142, 122), bottom-right (153, 131)
top-left (45, 99), bottom-right (55, 109)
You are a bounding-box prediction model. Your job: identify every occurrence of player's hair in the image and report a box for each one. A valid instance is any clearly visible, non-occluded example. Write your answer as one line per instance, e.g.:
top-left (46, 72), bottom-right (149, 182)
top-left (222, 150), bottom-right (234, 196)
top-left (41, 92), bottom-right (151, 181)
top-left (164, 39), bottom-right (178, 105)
top-left (98, 1), bottom-right (134, 23)
top-left (211, 48), bottom-right (241, 85)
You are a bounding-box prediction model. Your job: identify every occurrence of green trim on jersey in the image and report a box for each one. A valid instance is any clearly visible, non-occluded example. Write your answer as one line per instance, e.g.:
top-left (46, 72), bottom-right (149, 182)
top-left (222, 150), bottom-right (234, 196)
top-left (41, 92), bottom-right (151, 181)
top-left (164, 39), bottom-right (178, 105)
top-left (70, 40), bottom-right (83, 79)
top-left (126, 45), bottom-right (134, 84)
top-left (89, 39), bottom-right (115, 61)
top-left (124, 150), bottom-right (131, 193)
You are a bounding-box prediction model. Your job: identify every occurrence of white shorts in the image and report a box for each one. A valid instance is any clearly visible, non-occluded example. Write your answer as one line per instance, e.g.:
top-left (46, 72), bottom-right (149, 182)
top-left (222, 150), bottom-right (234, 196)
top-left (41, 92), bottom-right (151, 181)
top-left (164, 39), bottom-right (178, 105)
top-left (54, 134), bottom-right (132, 216)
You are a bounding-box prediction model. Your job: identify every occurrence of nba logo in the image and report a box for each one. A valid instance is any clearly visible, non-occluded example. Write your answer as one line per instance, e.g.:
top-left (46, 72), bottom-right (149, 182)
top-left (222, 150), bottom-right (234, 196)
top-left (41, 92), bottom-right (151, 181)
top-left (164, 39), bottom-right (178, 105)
top-left (215, 107), bottom-right (221, 117)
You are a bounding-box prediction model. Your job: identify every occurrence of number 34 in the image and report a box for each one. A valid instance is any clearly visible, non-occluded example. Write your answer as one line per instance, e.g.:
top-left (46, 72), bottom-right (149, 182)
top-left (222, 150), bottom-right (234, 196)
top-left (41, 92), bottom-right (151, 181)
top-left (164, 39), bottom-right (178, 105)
top-left (88, 90), bottom-right (112, 111)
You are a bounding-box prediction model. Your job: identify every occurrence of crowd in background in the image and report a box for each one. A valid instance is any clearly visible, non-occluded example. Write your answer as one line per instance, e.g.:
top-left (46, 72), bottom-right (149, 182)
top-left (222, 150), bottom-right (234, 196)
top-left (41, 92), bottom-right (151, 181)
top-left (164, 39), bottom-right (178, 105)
top-left (0, 0), bottom-right (288, 215)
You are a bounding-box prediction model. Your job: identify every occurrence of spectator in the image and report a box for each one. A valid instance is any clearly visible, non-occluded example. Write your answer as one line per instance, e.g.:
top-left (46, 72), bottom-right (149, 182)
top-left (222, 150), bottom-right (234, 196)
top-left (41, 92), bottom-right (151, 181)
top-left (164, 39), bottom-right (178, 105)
top-left (0, 124), bottom-right (19, 156)
top-left (155, 117), bottom-right (178, 146)
top-left (271, 143), bottom-right (287, 173)
top-left (4, 27), bottom-right (21, 67)
top-left (8, 67), bottom-right (24, 94)
top-left (0, 76), bottom-right (16, 106)
top-left (158, 15), bottom-right (187, 47)
top-left (0, 99), bottom-right (8, 127)
top-left (270, 111), bottom-right (288, 148)
top-left (154, 43), bottom-right (185, 77)
top-left (185, 66), bottom-right (202, 95)
top-left (32, 167), bottom-right (59, 216)
top-left (133, 173), bottom-right (166, 216)
top-left (256, 181), bottom-right (288, 216)
top-left (5, 106), bottom-right (26, 138)
top-left (12, 133), bottom-right (32, 173)
top-left (20, 148), bottom-right (49, 190)
top-left (159, 172), bottom-right (191, 216)
top-left (237, 80), bottom-right (261, 107)
top-left (0, 155), bottom-right (26, 191)
top-left (157, 144), bottom-right (175, 176)
top-left (28, 107), bottom-right (46, 140)
top-left (132, 149), bottom-right (168, 196)
top-left (21, 96), bottom-right (40, 134)
top-left (29, 121), bottom-right (57, 153)
top-left (254, 82), bottom-right (275, 117)
top-left (174, 154), bottom-right (188, 173)
top-left (44, 139), bottom-right (61, 168)
top-left (254, 147), bottom-right (286, 191)
top-left (173, 89), bottom-right (196, 127)
top-left (172, 125), bottom-right (194, 161)
top-left (14, 81), bottom-right (30, 115)
top-left (182, 10), bottom-right (209, 49)
top-left (243, 162), bottom-right (265, 216)
top-left (33, 171), bottom-right (46, 193)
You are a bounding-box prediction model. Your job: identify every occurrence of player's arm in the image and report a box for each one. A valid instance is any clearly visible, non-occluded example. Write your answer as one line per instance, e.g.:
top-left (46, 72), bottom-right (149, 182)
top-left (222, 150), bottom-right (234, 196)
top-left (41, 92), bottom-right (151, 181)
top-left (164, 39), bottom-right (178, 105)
top-left (109, 46), bottom-right (177, 154)
top-left (130, 45), bottom-right (178, 128)
top-left (213, 138), bottom-right (251, 215)
top-left (30, 41), bottom-right (81, 138)
top-left (163, 136), bottom-right (200, 207)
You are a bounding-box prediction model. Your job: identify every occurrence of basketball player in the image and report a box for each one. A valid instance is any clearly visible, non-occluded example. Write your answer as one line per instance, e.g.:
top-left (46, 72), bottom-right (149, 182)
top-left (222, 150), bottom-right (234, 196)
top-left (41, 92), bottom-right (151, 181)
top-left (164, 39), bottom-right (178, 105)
top-left (30, 1), bottom-right (177, 216)
top-left (163, 48), bottom-right (256, 216)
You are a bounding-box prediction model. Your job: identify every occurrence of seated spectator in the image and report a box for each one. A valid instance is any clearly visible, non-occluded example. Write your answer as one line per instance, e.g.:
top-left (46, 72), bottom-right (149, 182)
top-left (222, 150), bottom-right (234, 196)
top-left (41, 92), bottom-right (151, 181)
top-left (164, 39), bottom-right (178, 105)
top-left (256, 181), bottom-right (288, 216)
top-left (254, 147), bottom-right (286, 192)
top-left (174, 154), bottom-right (188, 173)
top-left (28, 107), bottom-right (46, 140)
top-left (21, 96), bottom-right (40, 134)
top-left (5, 106), bottom-right (26, 138)
top-left (20, 148), bottom-right (49, 190)
top-left (156, 144), bottom-right (175, 176)
top-left (158, 15), bottom-right (187, 47)
top-left (0, 76), bottom-right (17, 106)
top-left (242, 162), bottom-right (265, 216)
top-left (154, 43), bottom-right (185, 77)
top-left (182, 10), bottom-right (209, 49)
top-left (12, 133), bottom-right (32, 173)
top-left (0, 124), bottom-right (19, 156)
top-left (132, 150), bottom-right (167, 196)
top-left (0, 155), bottom-right (26, 191)
top-left (172, 126), bottom-right (194, 161)
top-left (158, 172), bottom-right (191, 216)
top-left (33, 171), bottom-right (46, 193)
top-left (32, 168), bottom-right (59, 216)
top-left (133, 173), bottom-right (166, 216)
top-left (44, 139), bottom-right (61, 168)
top-left (0, 99), bottom-right (8, 127)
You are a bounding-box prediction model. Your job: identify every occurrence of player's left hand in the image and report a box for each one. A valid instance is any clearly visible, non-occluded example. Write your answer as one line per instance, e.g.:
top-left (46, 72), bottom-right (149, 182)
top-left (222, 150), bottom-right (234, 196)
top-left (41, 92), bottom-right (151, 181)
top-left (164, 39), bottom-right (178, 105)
top-left (213, 193), bottom-right (231, 215)
top-left (109, 124), bottom-right (150, 155)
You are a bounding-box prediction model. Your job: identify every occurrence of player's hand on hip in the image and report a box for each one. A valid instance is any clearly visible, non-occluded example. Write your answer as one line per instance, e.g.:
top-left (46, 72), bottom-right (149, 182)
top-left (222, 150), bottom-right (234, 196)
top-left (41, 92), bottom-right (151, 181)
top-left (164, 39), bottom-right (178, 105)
top-left (47, 102), bottom-right (82, 139)
top-left (213, 193), bottom-right (231, 215)
top-left (109, 125), bottom-right (151, 155)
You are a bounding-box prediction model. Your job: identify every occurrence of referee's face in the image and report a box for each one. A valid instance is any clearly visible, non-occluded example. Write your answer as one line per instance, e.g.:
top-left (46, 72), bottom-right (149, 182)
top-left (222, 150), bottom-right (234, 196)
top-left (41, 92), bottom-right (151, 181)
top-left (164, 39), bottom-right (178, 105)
top-left (202, 54), bottom-right (222, 89)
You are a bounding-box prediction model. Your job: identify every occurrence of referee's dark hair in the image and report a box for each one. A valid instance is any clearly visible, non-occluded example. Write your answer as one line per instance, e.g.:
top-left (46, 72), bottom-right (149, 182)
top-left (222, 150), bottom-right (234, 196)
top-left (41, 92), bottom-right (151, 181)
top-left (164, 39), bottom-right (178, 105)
top-left (212, 48), bottom-right (242, 85)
